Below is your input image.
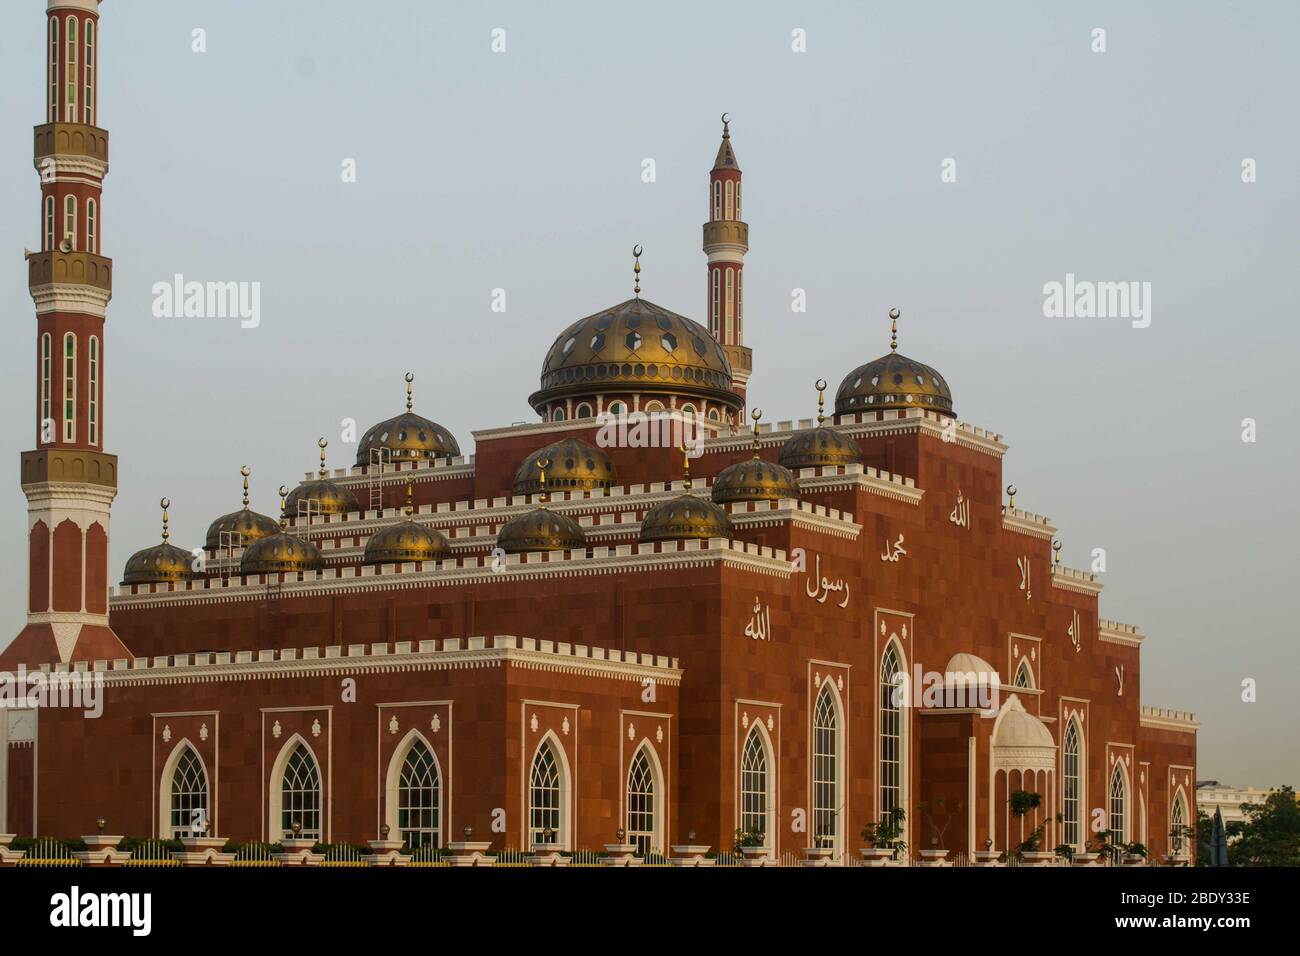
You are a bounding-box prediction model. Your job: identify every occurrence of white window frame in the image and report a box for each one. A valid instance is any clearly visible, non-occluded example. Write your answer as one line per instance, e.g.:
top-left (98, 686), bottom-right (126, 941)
top-left (63, 195), bottom-right (76, 250)
top-left (385, 729), bottom-right (442, 849)
top-left (878, 640), bottom-right (907, 825)
top-left (528, 732), bottom-right (572, 851)
top-left (62, 332), bottom-right (76, 443)
top-left (1062, 716), bottom-right (1084, 850)
top-left (83, 19), bottom-right (95, 125)
top-left (812, 680), bottom-right (844, 856)
top-left (44, 197), bottom-right (56, 251)
top-left (269, 734), bottom-right (324, 842)
top-left (87, 335), bottom-right (99, 445)
top-left (65, 15), bottom-right (78, 127)
top-left (739, 722), bottom-right (774, 851)
top-left (40, 333), bottom-right (52, 440)
top-left (158, 739), bottom-right (209, 839)
top-left (86, 197), bottom-right (97, 254)
top-left (626, 742), bottom-right (664, 856)
top-left (1109, 761), bottom-right (1129, 846)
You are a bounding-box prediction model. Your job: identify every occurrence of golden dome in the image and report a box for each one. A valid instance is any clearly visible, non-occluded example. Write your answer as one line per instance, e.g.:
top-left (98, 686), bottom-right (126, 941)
top-left (285, 438), bottom-right (360, 518)
top-left (496, 508), bottom-right (587, 554)
top-left (712, 410), bottom-right (800, 503)
top-left (123, 498), bottom-right (199, 585)
top-left (356, 373), bottom-right (460, 466)
top-left (835, 309), bottom-right (954, 417)
top-left (640, 450), bottom-right (734, 542)
top-left (513, 438), bottom-right (616, 496)
top-left (363, 483), bottom-right (452, 565)
top-left (780, 380), bottom-right (865, 470)
top-left (529, 297), bottom-right (743, 415)
top-left (205, 466), bottom-right (279, 549)
top-left (240, 486), bottom-right (323, 574)
top-left (239, 531), bottom-right (324, 575)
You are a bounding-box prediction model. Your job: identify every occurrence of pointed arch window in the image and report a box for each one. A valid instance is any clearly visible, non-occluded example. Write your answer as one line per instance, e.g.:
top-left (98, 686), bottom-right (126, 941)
top-left (1014, 659), bottom-right (1034, 689)
top-left (62, 333), bottom-right (76, 442)
top-left (812, 683), bottom-right (841, 851)
top-left (40, 334), bottom-right (52, 439)
top-left (396, 738), bottom-right (440, 848)
top-left (724, 268), bottom-right (734, 342)
top-left (712, 180), bottom-right (722, 220)
top-left (168, 746), bottom-right (209, 838)
top-left (739, 725), bottom-right (771, 844)
top-left (63, 195), bottom-right (76, 251)
top-left (626, 746), bottom-right (659, 855)
top-left (1062, 719), bottom-right (1082, 848)
top-left (736, 270), bottom-right (743, 330)
top-left (1170, 789), bottom-right (1188, 858)
top-left (88, 336), bottom-right (99, 445)
top-left (725, 180), bottom-right (734, 219)
top-left (86, 198), bottom-right (97, 254)
top-left (879, 643), bottom-right (904, 820)
top-left (279, 741), bottom-right (322, 840)
top-left (529, 739), bottom-right (565, 848)
top-left (735, 181), bottom-right (742, 219)
top-left (49, 16), bottom-right (59, 122)
top-left (65, 15), bottom-right (78, 126)
top-left (1109, 762), bottom-right (1128, 848)
top-left (83, 19), bottom-right (95, 125)
top-left (44, 197), bottom-right (56, 251)
top-left (711, 269), bottom-right (720, 334)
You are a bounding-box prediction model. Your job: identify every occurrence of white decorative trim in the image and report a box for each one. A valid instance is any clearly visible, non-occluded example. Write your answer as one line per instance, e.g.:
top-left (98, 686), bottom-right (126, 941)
top-left (1001, 507), bottom-right (1056, 540)
top-left (1139, 706), bottom-right (1199, 733)
top-left (29, 284), bottom-right (111, 317)
top-left (1098, 619), bottom-right (1144, 646)
top-left (32, 156), bottom-right (108, 179)
top-left (1050, 565), bottom-right (1103, 596)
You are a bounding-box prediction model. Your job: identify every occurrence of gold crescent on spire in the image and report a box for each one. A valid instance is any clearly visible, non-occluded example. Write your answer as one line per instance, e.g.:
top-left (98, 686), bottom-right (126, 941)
top-left (889, 307), bottom-right (900, 352)
top-left (721, 112), bottom-right (730, 135)
top-left (536, 456), bottom-right (550, 507)
top-left (750, 407), bottom-right (763, 457)
top-left (240, 465), bottom-right (251, 509)
top-left (632, 245), bottom-right (642, 297)
top-left (405, 480), bottom-right (415, 517)
top-left (679, 444), bottom-right (692, 492)
top-left (278, 485), bottom-right (289, 528)
top-left (405, 372), bottom-right (415, 413)
top-left (160, 497), bottom-right (171, 542)
top-left (815, 379), bottom-right (828, 426)
top-left (317, 437), bottom-right (329, 478)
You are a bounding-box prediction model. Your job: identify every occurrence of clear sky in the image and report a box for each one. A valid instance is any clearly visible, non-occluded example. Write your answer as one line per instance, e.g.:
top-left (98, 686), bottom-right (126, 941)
top-left (1, 1), bottom-right (1296, 787)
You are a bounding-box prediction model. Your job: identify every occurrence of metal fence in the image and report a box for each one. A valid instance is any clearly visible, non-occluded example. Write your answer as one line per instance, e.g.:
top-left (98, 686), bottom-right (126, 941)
top-left (13, 838), bottom-right (80, 867)
top-left (123, 839), bottom-right (181, 867)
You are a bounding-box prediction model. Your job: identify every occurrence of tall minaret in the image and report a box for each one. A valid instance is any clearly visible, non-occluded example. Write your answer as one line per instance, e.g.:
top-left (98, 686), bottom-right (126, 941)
top-left (703, 114), bottom-right (751, 407)
top-left (3, 0), bottom-right (129, 668)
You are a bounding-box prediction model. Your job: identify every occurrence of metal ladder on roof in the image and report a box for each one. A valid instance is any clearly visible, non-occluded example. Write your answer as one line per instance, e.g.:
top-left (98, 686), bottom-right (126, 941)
top-left (368, 446), bottom-right (392, 515)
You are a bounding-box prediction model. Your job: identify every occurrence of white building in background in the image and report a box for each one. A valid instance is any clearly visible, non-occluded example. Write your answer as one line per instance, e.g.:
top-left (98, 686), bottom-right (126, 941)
top-left (1196, 781), bottom-right (1273, 826)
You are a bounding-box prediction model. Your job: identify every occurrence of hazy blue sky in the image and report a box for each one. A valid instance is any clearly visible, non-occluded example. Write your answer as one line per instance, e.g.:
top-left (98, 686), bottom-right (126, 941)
top-left (1, 1), bottom-right (1296, 786)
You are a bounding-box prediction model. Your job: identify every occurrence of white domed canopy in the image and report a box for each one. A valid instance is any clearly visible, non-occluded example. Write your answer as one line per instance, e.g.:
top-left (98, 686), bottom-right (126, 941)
top-left (991, 695), bottom-right (1056, 773)
top-left (944, 652), bottom-right (998, 683)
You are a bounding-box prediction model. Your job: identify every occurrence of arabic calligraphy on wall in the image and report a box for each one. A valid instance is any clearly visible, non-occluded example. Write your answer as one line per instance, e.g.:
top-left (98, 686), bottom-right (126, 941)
top-left (949, 490), bottom-right (970, 529)
top-left (805, 554), bottom-right (850, 607)
top-left (880, 533), bottom-right (907, 564)
top-left (745, 597), bottom-right (772, 641)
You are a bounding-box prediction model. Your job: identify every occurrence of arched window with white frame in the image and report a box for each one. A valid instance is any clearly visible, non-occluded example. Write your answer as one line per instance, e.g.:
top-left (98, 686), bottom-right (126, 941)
top-left (575, 402), bottom-right (593, 419)
top-left (271, 737), bottom-right (322, 841)
top-left (812, 680), bottom-right (843, 853)
top-left (63, 195), bottom-right (76, 251)
top-left (724, 268), bottom-right (734, 341)
top-left (551, 407), bottom-right (565, 422)
top-left (62, 332), bottom-right (76, 442)
top-left (712, 180), bottom-right (721, 220)
top-left (1109, 761), bottom-right (1128, 848)
top-left (384, 731), bottom-right (442, 849)
top-left (1014, 658), bottom-right (1034, 689)
top-left (86, 198), bottom-right (97, 254)
top-left (528, 733), bottom-right (571, 850)
top-left (1170, 788), bottom-right (1189, 860)
top-left (725, 180), bottom-right (734, 219)
top-left (879, 641), bottom-right (906, 822)
top-left (40, 333), bottom-right (52, 439)
top-left (735, 181), bottom-right (742, 219)
top-left (83, 19), bottom-right (95, 125)
top-left (160, 742), bottom-right (208, 839)
top-left (64, 15), bottom-right (78, 126)
top-left (44, 197), bottom-right (56, 251)
top-left (626, 743), bottom-right (663, 856)
top-left (711, 269), bottom-right (720, 334)
top-left (1062, 717), bottom-right (1083, 849)
top-left (739, 723), bottom-right (773, 848)
top-left (48, 16), bottom-right (59, 122)
top-left (736, 270), bottom-right (742, 330)
top-left (87, 336), bottom-right (98, 445)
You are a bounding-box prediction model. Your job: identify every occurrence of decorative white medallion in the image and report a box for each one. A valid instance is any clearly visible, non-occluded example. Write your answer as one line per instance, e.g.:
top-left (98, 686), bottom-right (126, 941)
top-left (311, 719), bottom-right (321, 738)
top-left (656, 725), bottom-right (663, 744)
top-left (199, 723), bottom-right (208, 742)
top-left (741, 712), bottom-right (749, 729)
top-left (388, 715), bottom-right (399, 735)
top-left (837, 675), bottom-right (844, 691)
top-left (162, 724), bottom-right (171, 743)
top-left (431, 714), bottom-right (441, 734)
top-left (766, 715), bottom-right (774, 731)
top-left (271, 720), bottom-right (281, 739)
top-left (561, 717), bottom-right (569, 736)
top-left (626, 722), bottom-right (635, 741)
top-left (530, 713), bottom-right (539, 733)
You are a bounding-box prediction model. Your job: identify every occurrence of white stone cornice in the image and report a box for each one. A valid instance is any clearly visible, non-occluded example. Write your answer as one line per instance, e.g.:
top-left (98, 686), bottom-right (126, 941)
top-left (796, 465), bottom-right (923, 506)
top-left (30, 284), bottom-right (111, 316)
top-left (1001, 507), bottom-right (1056, 540)
top-left (1098, 619), bottom-right (1144, 647)
top-left (1139, 706), bottom-right (1199, 733)
top-left (49, 0), bottom-right (102, 12)
top-left (35, 161), bottom-right (107, 182)
top-left (47, 635), bottom-right (682, 689)
top-left (112, 540), bottom-right (793, 610)
top-left (1049, 565), bottom-right (1103, 596)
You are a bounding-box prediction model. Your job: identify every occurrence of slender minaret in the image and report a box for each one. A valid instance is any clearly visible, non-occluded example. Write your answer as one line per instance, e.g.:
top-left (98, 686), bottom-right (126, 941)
top-left (3, 0), bottom-right (129, 667)
top-left (703, 113), bottom-right (752, 406)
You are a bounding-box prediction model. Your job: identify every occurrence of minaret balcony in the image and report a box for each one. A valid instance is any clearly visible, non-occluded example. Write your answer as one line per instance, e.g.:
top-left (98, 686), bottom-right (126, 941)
top-left (21, 448), bottom-right (119, 491)
top-left (33, 122), bottom-right (109, 174)
top-left (702, 219), bottom-right (748, 249)
top-left (27, 249), bottom-right (113, 295)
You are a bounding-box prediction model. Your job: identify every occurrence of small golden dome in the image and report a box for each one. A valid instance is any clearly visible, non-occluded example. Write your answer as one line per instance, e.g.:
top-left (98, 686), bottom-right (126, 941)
top-left (529, 296), bottom-right (742, 416)
top-left (496, 508), bottom-right (587, 553)
top-left (124, 498), bottom-right (199, 585)
top-left (513, 438), bottom-right (616, 496)
top-left (640, 448), bottom-right (734, 542)
top-left (356, 373), bottom-right (460, 466)
top-left (780, 379), bottom-right (865, 470)
top-left (835, 309), bottom-right (954, 417)
top-left (712, 409), bottom-right (800, 504)
top-left (363, 483), bottom-right (452, 565)
top-left (285, 438), bottom-right (360, 517)
top-left (240, 485), bottom-right (324, 574)
top-left (205, 466), bottom-right (279, 549)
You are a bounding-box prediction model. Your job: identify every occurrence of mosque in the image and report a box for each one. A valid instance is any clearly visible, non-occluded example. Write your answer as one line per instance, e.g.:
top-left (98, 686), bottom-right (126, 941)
top-left (1, 0), bottom-right (1198, 864)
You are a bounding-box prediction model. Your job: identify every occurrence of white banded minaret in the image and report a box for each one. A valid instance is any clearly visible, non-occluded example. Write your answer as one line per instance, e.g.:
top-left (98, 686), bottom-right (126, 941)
top-left (3, 0), bottom-right (129, 668)
top-left (703, 114), bottom-right (751, 407)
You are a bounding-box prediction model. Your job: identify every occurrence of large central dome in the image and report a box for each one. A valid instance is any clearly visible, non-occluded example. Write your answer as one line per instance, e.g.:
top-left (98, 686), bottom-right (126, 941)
top-left (529, 298), bottom-right (744, 422)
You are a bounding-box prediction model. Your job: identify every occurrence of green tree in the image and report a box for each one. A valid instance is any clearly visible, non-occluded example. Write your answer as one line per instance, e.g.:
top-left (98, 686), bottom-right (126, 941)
top-left (1231, 786), bottom-right (1300, 866)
